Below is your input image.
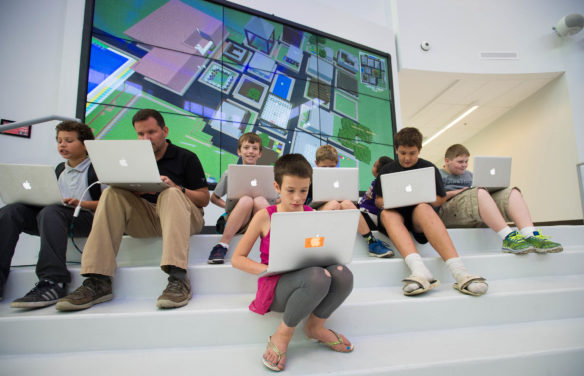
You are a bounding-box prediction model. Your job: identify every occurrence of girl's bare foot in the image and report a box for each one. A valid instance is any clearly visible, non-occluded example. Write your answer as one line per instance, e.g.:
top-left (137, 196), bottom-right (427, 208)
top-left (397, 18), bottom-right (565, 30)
top-left (305, 326), bottom-right (353, 352)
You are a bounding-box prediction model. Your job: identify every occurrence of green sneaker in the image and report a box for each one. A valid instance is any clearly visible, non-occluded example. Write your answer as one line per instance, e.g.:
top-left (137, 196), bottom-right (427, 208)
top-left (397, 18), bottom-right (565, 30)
top-left (502, 231), bottom-right (535, 254)
top-left (525, 230), bottom-right (563, 254)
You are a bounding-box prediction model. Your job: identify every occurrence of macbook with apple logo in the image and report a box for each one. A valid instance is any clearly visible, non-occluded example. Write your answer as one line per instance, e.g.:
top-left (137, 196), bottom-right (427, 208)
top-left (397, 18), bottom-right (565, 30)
top-left (472, 156), bottom-right (512, 192)
top-left (84, 140), bottom-right (169, 192)
top-left (311, 167), bottom-right (359, 203)
top-left (259, 209), bottom-right (360, 277)
top-left (379, 166), bottom-right (436, 209)
top-left (0, 164), bottom-right (64, 206)
top-left (226, 164), bottom-right (278, 200)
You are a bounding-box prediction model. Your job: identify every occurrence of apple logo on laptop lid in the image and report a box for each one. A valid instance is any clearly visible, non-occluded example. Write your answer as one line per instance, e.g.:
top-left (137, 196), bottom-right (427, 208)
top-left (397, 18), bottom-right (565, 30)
top-left (405, 184), bottom-right (413, 193)
top-left (333, 180), bottom-right (340, 189)
top-left (119, 158), bottom-right (129, 167)
top-left (490, 168), bottom-right (496, 175)
top-left (250, 178), bottom-right (258, 187)
top-left (22, 180), bottom-right (32, 190)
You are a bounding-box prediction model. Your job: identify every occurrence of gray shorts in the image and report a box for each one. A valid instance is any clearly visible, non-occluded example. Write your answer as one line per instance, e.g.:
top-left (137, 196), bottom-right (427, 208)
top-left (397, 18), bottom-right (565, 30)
top-left (438, 187), bottom-right (516, 228)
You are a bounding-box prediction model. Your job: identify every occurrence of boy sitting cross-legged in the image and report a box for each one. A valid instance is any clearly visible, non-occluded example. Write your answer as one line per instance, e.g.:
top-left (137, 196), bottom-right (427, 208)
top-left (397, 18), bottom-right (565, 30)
top-left (438, 144), bottom-right (562, 254)
top-left (207, 132), bottom-right (276, 264)
top-left (308, 145), bottom-right (393, 258)
top-left (374, 127), bottom-right (488, 296)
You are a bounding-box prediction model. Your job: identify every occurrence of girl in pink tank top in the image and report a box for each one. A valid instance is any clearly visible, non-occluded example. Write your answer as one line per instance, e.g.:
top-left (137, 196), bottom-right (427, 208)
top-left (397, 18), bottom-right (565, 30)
top-left (231, 154), bottom-right (354, 372)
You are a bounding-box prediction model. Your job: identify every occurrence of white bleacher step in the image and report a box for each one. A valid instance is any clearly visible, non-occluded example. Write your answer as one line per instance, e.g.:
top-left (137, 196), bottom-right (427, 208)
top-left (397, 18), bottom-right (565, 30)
top-left (1, 318), bottom-right (583, 376)
top-left (3, 247), bottom-right (584, 298)
top-left (10, 225), bottom-right (583, 268)
top-left (1, 274), bottom-right (583, 355)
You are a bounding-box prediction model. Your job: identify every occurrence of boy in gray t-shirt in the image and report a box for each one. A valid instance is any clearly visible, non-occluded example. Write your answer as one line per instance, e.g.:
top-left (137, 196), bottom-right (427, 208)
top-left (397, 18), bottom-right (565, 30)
top-left (208, 133), bottom-right (274, 264)
top-left (438, 144), bottom-right (562, 254)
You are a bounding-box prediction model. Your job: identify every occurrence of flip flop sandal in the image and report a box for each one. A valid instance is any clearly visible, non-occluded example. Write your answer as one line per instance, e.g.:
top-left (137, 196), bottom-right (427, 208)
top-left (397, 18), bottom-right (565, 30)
top-left (262, 338), bottom-right (286, 372)
top-left (309, 329), bottom-right (354, 352)
top-left (402, 275), bottom-right (440, 296)
top-left (453, 275), bottom-right (488, 296)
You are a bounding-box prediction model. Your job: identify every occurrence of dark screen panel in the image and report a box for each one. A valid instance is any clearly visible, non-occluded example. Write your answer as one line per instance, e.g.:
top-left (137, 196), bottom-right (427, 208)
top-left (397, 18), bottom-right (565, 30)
top-left (79, 0), bottom-right (397, 190)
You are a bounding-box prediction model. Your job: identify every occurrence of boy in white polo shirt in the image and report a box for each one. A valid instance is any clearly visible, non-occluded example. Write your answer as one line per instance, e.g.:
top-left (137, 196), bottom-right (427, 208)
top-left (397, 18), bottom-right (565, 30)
top-left (0, 121), bottom-right (101, 308)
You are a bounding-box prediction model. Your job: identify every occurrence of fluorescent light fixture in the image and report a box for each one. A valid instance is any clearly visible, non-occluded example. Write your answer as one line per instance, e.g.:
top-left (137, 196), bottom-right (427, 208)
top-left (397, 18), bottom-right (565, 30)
top-left (422, 105), bottom-right (479, 147)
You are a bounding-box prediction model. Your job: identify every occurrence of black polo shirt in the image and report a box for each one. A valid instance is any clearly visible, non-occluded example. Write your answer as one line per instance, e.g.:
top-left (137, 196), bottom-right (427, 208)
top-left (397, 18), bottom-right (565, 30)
top-left (142, 140), bottom-right (207, 204)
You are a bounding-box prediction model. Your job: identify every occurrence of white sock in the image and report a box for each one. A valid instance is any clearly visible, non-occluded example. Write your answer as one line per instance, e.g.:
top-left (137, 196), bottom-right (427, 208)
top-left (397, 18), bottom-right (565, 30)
top-left (403, 253), bottom-right (434, 293)
top-left (218, 242), bottom-right (229, 249)
top-left (519, 227), bottom-right (537, 238)
top-left (445, 257), bottom-right (488, 295)
top-left (497, 226), bottom-right (513, 240)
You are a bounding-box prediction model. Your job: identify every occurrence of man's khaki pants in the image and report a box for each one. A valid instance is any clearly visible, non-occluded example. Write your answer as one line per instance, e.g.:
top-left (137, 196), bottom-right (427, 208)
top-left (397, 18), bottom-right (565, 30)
top-left (81, 187), bottom-right (204, 276)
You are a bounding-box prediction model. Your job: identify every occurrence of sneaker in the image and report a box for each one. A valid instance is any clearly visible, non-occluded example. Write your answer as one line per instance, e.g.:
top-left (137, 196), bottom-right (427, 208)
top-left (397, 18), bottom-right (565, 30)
top-left (10, 280), bottom-right (66, 309)
top-left (157, 277), bottom-right (192, 309)
top-left (525, 231), bottom-right (563, 254)
top-left (208, 244), bottom-right (228, 264)
top-left (368, 239), bottom-right (394, 258)
top-left (55, 277), bottom-right (112, 311)
top-left (502, 231), bottom-right (535, 254)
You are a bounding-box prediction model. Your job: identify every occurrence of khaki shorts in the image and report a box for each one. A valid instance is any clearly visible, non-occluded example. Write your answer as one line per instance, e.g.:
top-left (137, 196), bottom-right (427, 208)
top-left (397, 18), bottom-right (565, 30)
top-left (438, 187), bottom-right (516, 228)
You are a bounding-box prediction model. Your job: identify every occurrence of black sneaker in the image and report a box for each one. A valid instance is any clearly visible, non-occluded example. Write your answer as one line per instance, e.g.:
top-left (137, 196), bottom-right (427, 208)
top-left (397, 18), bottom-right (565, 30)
top-left (157, 277), bottom-right (192, 309)
top-left (207, 244), bottom-right (228, 264)
top-left (10, 280), bottom-right (66, 309)
top-left (55, 276), bottom-right (113, 311)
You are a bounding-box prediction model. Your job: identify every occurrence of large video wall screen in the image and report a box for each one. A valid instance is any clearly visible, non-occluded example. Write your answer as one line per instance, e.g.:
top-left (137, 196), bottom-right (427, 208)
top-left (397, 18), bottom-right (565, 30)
top-left (78, 0), bottom-right (397, 189)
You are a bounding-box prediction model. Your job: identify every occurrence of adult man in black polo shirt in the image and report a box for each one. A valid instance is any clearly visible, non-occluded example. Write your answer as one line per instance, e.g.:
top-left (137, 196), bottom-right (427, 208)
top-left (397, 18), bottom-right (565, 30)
top-left (57, 109), bottom-right (209, 311)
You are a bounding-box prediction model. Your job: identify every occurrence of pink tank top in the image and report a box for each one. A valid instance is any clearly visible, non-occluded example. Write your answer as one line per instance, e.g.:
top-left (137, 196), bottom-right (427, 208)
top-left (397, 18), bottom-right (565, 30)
top-left (249, 204), bottom-right (313, 314)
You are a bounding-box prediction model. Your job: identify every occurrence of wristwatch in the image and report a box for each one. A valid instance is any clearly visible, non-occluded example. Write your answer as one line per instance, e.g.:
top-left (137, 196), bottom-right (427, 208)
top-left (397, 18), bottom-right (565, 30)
top-left (180, 185), bottom-right (186, 193)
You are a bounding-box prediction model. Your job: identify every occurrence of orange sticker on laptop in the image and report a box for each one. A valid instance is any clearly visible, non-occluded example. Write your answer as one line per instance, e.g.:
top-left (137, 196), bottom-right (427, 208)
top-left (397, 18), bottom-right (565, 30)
top-left (305, 236), bottom-right (324, 248)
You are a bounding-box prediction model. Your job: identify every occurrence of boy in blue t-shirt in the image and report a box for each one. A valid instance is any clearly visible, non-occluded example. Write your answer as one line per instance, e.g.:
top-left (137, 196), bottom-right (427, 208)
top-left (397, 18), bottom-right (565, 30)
top-left (358, 155), bottom-right (393, 229)
top-left (310, 145), bottom-right (393, 258)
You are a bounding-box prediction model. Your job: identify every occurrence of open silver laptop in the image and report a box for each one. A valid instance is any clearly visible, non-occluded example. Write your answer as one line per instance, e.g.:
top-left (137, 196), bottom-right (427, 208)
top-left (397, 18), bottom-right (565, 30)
top-left (261, 209), bottom-right (360, 277)
top-left (380, 167), bottom-right (436, 209)
top-left (85, 140), bottom-right (169, 192)
top-left (312, 167), bottom-right (359, 202)
top-left (0, 164), bottom-right (63, 206)
top-left (472, 156), bottom-right (512, 192)
top-left (226, 164), bottom-right (278, 200)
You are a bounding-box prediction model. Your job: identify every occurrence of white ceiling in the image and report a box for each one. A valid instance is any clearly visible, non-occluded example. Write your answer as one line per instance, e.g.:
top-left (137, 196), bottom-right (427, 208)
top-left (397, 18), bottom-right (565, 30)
top-left (397, 69), bottom-right (562, 164)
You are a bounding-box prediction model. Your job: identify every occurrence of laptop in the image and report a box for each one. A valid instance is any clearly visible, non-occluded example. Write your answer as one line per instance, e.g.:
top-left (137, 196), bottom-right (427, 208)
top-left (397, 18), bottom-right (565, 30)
top-left (261, 209), bottom-right (360, 277)
top-left (379, 167), bottom-right (436, 209)
top-left (472, 156), bottom-right (512, 192)
top-left (226, 164), bottom-right (278, 200)
top-left (84, 140), bottom-right (169, 192)
top-left (0, 164), bottom-right (63, 206)
top-left (311, 167), bottom-right (359, 202)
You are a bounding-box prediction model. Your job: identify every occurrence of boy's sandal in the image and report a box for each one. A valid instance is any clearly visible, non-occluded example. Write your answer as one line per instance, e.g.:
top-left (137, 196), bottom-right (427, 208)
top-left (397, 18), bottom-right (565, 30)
top-left (402, 275), bottom-right (440, 296)
top-left (309, 329), bottom-right (355, 352)
top-left (262, 339), bottom-right (286, 372)
top-left (453, 275), bottom-right (488, 296)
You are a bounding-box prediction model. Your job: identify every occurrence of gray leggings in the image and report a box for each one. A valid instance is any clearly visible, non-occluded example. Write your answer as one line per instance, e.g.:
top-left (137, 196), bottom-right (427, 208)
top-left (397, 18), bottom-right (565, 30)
top-left (269, 265), bottom-right (353, 327)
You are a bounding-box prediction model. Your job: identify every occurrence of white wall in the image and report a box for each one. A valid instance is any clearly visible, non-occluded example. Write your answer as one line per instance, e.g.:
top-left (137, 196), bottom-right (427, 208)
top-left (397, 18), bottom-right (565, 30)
top-left (394, 0), bottom-right (584, 163)
top-left (463, 75), bottom-right (582, 222)
top-left (394, 0), bottom-right (584, 221)
top-left (0, 0), bottom-right (84, 166)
